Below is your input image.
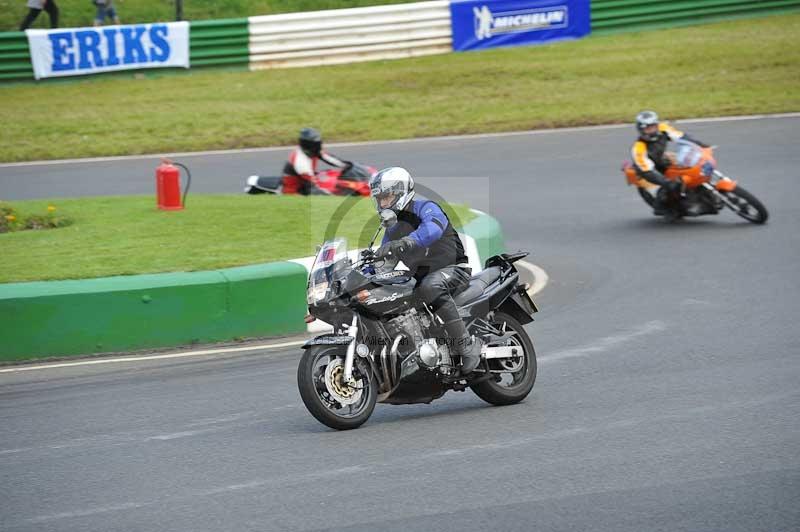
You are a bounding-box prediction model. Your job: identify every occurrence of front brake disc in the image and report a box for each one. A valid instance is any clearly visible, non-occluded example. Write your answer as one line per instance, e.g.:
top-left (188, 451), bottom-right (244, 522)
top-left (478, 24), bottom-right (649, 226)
top-left (324, 359), bottom-right (363, 406)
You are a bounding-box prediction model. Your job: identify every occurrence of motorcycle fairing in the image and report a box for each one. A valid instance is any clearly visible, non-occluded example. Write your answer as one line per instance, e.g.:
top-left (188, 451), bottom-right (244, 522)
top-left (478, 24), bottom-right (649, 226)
top-left (302, 334), bottom-right (355, 349)
top-left (455, 254), bottom-right (537, 325)
top-left (372, 270), bottom-right (415, 285)
top-left (457, 270), bottom-right (525, 321)
top-left (244, 175), bottom-right (283, 194)
top-left (379, 370), bottom-right (447, 405)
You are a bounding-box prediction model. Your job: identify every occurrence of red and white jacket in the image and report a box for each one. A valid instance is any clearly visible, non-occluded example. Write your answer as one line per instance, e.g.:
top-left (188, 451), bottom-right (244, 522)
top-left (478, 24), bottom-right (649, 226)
top-left (282, 147), bottom-right (348, 194)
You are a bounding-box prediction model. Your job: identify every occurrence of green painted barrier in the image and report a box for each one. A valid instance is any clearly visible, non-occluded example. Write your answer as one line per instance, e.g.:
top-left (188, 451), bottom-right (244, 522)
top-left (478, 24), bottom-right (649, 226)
top-left (0, 211), bottom-right (506, 362)
top-left (190, 18), bottom-right (250, 68)
top-left (462, 211), bottom-right (506, 267)
top-left (0, 31), bottom-right (32, 81)
top-left (0, 261), bottom-right (307, 362)
top-left (592, 0), bottom-right (800, 34)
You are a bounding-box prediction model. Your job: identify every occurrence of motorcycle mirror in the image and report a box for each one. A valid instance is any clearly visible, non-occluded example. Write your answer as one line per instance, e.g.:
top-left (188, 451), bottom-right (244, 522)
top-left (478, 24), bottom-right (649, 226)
top-left (379, 209), bottom-right (397, 228)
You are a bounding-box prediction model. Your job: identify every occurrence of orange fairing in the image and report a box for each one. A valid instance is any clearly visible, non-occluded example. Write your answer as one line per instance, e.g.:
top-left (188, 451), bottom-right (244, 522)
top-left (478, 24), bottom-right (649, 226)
top-left (622, 161), bottom-right (637, 184)
top-left (664, 146), bottom-right (717, 189)
top-left (716, 179), bottom-right (738, 192)
top-left (622, 145), bottom-right (717, 190)
top-left (622, 161), bottom-right (657, 189)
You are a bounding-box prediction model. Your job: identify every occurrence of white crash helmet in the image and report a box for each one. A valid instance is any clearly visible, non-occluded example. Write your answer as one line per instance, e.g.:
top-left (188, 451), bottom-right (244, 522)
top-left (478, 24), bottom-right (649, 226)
top-left (369, 167), bottom-right (415, 213)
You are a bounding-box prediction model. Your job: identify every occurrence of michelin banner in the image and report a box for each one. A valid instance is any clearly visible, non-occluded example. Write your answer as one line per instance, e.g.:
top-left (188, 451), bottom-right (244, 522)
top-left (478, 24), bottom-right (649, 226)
top-left (25, 22), bottom-right (189, 80)
top-left (450, 0), bottom-right (590, 52)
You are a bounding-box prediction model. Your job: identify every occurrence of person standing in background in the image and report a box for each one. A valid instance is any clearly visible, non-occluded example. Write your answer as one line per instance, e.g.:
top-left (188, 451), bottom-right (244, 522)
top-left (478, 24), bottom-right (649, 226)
top-left (93, 0), bottom-right (121, 26)
top-left (19, 0), bottom-right (59, 30)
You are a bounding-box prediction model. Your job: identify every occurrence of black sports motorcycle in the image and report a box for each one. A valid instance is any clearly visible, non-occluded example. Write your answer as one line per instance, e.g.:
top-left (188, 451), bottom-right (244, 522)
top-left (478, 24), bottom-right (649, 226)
top-left (297, 210), bottom-right (538, 430)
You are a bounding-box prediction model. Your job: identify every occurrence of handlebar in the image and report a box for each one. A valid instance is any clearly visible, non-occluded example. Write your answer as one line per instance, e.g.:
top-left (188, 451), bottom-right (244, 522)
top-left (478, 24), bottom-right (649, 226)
top-left (356, 247), bottom-right (399, 275)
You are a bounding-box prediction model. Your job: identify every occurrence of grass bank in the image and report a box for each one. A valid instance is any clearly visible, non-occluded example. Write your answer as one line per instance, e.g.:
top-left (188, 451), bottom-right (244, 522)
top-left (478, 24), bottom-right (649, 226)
top-left (0, 0), bottom-right (415, 32)
top-left (1, 14), bottom-right (799, 162)
top-left (0, 195), bottom-right (474, 283)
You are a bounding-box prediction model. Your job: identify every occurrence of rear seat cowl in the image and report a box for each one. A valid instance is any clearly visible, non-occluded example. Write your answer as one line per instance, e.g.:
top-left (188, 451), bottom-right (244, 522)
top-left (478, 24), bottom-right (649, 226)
top-left (454, 266), bottom-right (502, 306)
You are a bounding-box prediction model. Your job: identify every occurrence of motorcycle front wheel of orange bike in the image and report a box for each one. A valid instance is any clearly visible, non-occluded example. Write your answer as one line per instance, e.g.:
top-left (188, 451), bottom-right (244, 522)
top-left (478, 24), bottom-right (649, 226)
top-left (721, 186), bottom-right (769, 224)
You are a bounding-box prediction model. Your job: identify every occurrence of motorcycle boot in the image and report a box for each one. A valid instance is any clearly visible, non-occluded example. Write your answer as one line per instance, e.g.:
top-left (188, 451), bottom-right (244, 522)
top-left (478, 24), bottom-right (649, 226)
top-left (443, 319), bottom-right (481, 374)
top-left (417, 266), bottom-right (479, 374)
top-left (652, 186), bottom-right (671, 215)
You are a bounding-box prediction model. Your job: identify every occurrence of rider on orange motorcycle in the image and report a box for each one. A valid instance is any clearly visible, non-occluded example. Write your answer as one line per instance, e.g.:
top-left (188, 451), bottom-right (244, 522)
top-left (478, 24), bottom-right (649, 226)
top-left (631, 111), bottom-right (710, 214)
top-left (282, 128), bottom-right (352, 195)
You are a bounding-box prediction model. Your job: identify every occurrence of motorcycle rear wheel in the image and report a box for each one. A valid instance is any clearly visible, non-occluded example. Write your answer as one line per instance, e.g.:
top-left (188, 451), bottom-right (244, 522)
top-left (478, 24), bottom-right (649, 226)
top-left (721, 186), bottom-right (768, 224)
top-left (297, 346), bottom-right (377, 430)
top-left (471, 312), bottom-right (537, 406)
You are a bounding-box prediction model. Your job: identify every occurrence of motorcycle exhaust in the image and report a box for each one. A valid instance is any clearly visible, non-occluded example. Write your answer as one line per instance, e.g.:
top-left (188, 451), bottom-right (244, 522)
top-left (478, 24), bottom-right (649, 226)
top-left (379, 346), bottom-right (392, 394)
top-left (389, 335), bottom-right (404, 384)
top-left (378, 336), bottom-right (406, 401)
top-left (482, 346), bottom-right (521, 360)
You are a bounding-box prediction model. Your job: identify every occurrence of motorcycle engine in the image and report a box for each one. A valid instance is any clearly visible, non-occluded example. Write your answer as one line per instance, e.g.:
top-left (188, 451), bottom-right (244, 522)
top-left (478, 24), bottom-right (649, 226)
top-left (386, 309), bottom-right (427, 354)
top-left (386, 309), bottom-right (452, 371)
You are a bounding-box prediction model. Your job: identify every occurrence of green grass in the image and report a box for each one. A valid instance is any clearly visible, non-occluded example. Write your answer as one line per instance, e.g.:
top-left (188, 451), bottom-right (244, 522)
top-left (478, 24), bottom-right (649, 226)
top-left (1, 14), bottom-right (798, 163)
top-left (0, 195), bottom-right (474, 283)
top-left (0, 0), bottom-right (415, 31)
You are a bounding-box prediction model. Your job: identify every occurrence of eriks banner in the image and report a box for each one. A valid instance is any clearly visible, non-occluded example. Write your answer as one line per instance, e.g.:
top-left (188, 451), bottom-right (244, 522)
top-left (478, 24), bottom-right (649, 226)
top-left (25, 22), bottom-right (190, 80)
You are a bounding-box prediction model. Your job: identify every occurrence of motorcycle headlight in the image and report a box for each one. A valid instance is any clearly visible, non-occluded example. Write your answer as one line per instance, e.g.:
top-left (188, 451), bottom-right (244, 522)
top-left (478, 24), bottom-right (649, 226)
top-left (307, 281), bottom-right (329, 305)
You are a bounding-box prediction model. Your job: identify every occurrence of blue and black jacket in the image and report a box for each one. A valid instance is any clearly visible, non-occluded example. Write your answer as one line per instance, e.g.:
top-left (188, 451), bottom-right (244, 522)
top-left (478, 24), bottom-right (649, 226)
top-left (383, 199), bottom-right (468, 280)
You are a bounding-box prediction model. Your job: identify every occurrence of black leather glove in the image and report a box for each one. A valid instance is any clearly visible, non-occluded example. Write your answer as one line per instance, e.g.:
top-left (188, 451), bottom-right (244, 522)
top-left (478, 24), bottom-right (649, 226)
top-left (376, 236), bottom-right (415, 259)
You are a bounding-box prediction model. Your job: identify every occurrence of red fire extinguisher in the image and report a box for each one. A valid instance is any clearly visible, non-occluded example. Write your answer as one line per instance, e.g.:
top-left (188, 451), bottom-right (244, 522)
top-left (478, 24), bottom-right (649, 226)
top-left (155, 158), bottom-right (191, 211)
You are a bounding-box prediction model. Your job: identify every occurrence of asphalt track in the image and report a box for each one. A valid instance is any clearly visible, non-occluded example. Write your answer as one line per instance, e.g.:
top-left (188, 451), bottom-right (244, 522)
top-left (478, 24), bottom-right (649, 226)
top-left (1, 115), bottom-right (799, 531)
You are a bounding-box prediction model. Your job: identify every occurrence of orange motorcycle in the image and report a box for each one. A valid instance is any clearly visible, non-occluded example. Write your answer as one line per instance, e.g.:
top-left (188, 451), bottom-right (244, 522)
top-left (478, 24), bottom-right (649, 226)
top-left (622, 141), bottom-right (768, 224)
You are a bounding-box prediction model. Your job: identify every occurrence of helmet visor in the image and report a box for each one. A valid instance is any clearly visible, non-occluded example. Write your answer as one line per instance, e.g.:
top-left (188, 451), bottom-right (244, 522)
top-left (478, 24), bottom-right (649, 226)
top-left (642, 124), bottom-right (658, 136)
top-left (299, 139), bottom-right (322, 156)
top-left (371, 178), bottom-right (406, 211)
top-left (373, 189), bottom-right (399, 210)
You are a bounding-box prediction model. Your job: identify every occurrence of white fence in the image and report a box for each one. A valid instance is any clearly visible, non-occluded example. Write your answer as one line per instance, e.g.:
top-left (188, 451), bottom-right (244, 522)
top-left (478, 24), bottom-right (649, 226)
top-left (248, 1), bottom-right (452, 70)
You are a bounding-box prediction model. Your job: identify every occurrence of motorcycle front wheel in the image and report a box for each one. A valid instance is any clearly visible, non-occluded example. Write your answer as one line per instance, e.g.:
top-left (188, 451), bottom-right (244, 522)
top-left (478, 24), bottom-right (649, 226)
top-left (471, 312), bottom-right (537, 406)
top-left (721, 186), bottom-right (768, 224)
top-left (297, 345), bottom-right (377, 430)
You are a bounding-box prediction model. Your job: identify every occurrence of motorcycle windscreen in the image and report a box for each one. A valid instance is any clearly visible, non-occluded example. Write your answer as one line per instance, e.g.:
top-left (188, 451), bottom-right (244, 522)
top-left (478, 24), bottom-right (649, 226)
top-left (308, 239), bottom-right (349, 305)
top-left (673, 140), bottom-right (703, 168)
top-left (339, 163), bottom-right (372, 180)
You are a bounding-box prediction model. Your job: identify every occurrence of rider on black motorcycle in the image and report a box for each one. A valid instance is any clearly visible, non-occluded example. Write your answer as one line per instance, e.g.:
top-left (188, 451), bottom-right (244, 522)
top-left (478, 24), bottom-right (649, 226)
top-left (370, 167), bottom-right (482, 374)
top-left (282, 128), bottom-right (352, 195)
top-left (632, 110), bottom-right (710, 214)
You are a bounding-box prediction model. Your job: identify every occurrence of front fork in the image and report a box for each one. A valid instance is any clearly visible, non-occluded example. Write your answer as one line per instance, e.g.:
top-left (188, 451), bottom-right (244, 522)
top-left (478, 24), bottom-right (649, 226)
top-left (702, 170), bottom-right (739, 210)
top-left (342, 314), bottom-right (359, 385)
